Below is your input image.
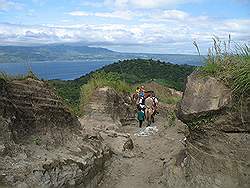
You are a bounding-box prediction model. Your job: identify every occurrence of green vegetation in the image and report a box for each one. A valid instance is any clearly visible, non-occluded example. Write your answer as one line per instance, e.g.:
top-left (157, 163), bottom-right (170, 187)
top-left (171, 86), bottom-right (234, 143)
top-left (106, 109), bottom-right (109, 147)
top-left (0, 70), bottom-right (38, 81)
top-left (193, 37), bottom-right (250, 126)
top-left (80, 71), bottom-right (131, 113)
top-left (49, 79), bottom-right (83, 114)
top-left (100, 59), bottom-right (194, 90)
top-left (166, 110), bottom-right (177, 127)
top-left (161, 96), bottom-right (182, 105)
top-left (140, 82), bottom-right (182, 105)
top-left (196, 37), bottom-right (250, 98)
top-left (49, 59), bottom-right (194, 114)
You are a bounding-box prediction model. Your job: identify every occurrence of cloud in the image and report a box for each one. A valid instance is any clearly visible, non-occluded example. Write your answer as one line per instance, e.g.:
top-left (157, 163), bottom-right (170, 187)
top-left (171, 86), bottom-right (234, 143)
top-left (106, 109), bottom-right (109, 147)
top-left (130, 0), bottom-right (186, 8)
top-left (0, 0), bottom-right (24, 11)
top-left (94, 10), bottom-right (134, 20)
top-left (104, 0), bottom-right (199, 9)
top-left (0, 9), bottom-right (249, 54)
top-left (68, 11), bottom-right (90, 16)
top-left (68, 10), bottom-right (134, 20)
top-left (150, 10), bottom-right (189, 20)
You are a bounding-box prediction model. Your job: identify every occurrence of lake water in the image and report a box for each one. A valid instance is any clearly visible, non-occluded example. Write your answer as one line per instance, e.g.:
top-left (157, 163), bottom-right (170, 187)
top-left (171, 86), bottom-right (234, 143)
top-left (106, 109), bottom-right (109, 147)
top-left (0, 55), bottom-right (203, 80)
top-left (0, 60), bottom-right (114, 80)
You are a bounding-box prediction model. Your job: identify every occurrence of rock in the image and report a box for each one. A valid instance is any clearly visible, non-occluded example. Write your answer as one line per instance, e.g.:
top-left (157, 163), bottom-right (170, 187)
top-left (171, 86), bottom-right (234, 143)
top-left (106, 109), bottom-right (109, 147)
top-left (99, 131), bottom-right (134, 155)
top-left (177, 71), bottom-right (232, 123)
top-left (80, 87), bottom-right (135, 156)
top-left (0, 78), bottom-right (111, 187)
top-left (122, 151), bottom-right (135, 158)
top-left (167, 71), bottom-right (250, 188)
top-left (82, 87), bottom-right (135, 127)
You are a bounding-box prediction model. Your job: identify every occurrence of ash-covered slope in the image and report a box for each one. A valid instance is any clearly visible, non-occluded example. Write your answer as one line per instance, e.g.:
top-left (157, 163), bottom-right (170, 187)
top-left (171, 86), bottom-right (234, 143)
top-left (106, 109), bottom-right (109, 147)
top-left (0, 78), bottom-right (111, 187)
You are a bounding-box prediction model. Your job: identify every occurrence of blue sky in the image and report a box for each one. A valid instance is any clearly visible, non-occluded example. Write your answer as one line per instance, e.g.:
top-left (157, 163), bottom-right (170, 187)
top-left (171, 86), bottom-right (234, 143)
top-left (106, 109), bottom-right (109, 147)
top-left (0, 0), bottom-right (249, 54)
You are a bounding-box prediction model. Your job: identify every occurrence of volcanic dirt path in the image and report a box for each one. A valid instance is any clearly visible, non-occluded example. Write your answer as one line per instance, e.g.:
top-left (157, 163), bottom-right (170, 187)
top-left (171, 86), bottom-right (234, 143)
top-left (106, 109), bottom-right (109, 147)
top-left (98, 115), bottom-right (186, 188)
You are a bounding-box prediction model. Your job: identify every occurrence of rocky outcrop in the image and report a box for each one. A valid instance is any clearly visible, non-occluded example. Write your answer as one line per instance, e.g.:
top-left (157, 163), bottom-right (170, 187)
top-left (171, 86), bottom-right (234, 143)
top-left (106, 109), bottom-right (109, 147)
top-left (80, 87), bottom-right (135, 157)
top-left (177, 71), bottom-right (232, 123)
top-left (165, 71), bottom-right (250, 188)
top-left (0, 78), bottom-right (111, 187)
top-left (82, 87), bottom-right (135, 127)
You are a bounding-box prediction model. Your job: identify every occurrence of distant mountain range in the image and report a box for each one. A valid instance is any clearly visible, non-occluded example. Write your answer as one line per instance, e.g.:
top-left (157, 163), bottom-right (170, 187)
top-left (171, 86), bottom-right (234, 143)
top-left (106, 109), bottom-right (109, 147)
top-left (0, 44), bottom-right (203, 66)
top-left (0, 44), bottom-right (117, 63)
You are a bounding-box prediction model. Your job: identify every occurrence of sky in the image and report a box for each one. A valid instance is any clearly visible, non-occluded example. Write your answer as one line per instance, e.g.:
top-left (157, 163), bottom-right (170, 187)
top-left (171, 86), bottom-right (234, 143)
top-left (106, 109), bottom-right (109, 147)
top-left (0, 0), bottom-right (250, 54)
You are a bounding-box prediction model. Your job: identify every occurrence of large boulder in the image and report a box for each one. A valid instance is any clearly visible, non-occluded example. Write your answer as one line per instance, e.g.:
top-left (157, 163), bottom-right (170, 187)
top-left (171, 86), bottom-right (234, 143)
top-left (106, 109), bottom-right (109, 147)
top-left (165, 71), bottom-right (250, 188)
top-left (0, 78), bottom-right (111, 187)
top-left (177, 71), bottom-right (232, 123)
top-left (82, 87), bottom-right (135, 127)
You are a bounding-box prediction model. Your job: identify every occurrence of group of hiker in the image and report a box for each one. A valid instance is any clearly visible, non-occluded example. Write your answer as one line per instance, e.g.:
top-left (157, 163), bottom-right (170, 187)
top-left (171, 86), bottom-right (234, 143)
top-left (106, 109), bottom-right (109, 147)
top-left (134, 86), bottom-right (158, 127)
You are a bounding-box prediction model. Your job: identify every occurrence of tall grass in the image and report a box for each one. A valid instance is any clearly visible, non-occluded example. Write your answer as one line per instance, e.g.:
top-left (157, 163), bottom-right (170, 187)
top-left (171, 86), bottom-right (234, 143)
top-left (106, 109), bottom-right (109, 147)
top-left (195, 36), bottom-right (250, 98)
top-left (80, 71), bottom-right (132, 113)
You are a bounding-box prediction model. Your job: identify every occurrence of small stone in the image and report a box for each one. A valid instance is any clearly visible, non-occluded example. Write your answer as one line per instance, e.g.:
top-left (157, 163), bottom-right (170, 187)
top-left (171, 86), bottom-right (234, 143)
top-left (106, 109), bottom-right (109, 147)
top-left (160, 157), bottom-right (165, 161)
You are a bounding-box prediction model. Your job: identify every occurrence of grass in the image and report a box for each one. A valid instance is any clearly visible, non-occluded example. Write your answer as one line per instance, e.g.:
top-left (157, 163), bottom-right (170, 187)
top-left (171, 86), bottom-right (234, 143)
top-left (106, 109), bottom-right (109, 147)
top-left (0, 70), bottom-right (39, 81)
top-left (80, 71), bottom-right (132, 114)
top-left (166, 110), bottom-right (177, 127)
top-left (195, 36), bottom-right (250, 98)
top-left (194, 36), bottom-right (249, 124)
top-left (161, 96), bottom-right (182, 105)
top-left (49, 59), bottom-right (194, 114)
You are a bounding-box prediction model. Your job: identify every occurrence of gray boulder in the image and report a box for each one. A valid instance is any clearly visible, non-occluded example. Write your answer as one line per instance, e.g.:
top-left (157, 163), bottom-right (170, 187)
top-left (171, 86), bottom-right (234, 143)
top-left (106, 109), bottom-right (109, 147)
top-left (165, 71), bottom-right (250, 188)
top-left (177, 71), bottom-right (232, 123)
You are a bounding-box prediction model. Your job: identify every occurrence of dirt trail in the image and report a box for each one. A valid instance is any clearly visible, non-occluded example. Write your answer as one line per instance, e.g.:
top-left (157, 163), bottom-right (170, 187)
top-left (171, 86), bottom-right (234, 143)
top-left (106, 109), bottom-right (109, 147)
top-left (98, 115), bottom-right (186, 188)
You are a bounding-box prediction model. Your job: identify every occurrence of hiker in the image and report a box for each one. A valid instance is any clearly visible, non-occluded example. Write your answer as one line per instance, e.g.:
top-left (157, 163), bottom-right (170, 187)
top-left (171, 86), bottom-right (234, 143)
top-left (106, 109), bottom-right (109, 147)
top-left (136, 89), bottom-right (146, 127)
top-left (145, 95), bottom-right (154, 126)
top-left (137, 109), bottom-right (145, 128)
top-left (151, 94), bottom-right (159, 123)
top-left (136, 86), bottom-right (140, 94)
top-left (132, 86), bottom-right (141, 102)
top-left (137, 91), bottom-right (145, 111)
top-left (140, 85), bottom-right (145, 93)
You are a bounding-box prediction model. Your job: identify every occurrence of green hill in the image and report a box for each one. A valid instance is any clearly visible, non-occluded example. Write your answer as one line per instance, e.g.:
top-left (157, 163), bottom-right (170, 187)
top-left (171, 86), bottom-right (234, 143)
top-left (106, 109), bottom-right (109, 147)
top-left (98, 59), bottom-right (194, 89)
top-left (49, 59), bottom-right (195, 113)
top-left (0, 44), bottom-right (115, 63)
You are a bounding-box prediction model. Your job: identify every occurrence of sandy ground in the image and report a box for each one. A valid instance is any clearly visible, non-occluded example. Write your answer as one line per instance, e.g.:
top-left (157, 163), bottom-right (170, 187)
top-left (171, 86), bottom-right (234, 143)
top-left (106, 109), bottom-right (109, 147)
top-left (98, 115), bottom-right (186, 188)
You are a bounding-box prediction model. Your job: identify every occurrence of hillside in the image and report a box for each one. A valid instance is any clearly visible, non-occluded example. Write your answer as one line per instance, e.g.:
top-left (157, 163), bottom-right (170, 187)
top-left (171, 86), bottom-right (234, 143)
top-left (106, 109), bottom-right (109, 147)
top-left (99, 59), bottom-right (194, 88)
top-left (0, 44), bottom-right (202, 66)
top-left (49, 59), bottom-right (195, 113)
top-left (0, 44), bottom-right (116, 63)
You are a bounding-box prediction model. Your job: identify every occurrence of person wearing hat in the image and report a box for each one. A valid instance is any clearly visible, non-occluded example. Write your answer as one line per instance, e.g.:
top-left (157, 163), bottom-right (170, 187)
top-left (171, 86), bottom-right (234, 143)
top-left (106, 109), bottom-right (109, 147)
top-left (140, 85), bottom-right (145, 93)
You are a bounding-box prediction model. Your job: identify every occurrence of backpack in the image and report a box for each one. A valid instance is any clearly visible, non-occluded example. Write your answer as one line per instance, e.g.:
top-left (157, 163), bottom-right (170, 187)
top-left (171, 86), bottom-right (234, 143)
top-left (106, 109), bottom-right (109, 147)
top-left (152, 97), bottom-right (158, 107)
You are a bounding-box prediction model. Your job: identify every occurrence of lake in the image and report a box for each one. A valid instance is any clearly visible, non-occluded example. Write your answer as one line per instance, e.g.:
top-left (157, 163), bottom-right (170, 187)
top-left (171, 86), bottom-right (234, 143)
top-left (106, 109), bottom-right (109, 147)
top-left (0, 60), bottom-right (114, 80)
top-left (0, 55), bottom-right (203, 80)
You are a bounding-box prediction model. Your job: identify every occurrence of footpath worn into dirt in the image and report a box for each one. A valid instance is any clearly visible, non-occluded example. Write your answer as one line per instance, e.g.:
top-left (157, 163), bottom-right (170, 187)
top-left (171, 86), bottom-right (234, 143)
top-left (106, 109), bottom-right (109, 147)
top-left (98, 115), bottom-right (186, 188)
